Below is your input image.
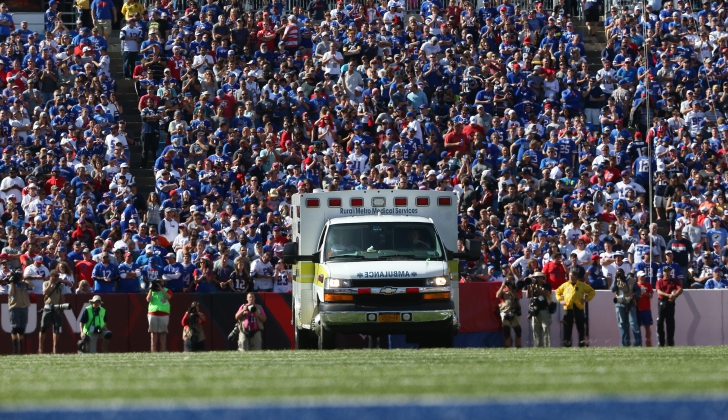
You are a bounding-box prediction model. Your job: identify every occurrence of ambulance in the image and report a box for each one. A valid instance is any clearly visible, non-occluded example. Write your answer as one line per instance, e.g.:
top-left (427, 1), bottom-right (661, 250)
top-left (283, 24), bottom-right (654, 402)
top-left (283, 189), bottom-right (480, 349)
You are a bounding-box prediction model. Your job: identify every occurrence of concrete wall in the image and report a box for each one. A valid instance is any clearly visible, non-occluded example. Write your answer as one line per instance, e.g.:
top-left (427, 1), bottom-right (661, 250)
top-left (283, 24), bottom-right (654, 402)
top-left (11, 13), bottom-right (44, 34)
top-left (519, 290), bottom-right (728, 347)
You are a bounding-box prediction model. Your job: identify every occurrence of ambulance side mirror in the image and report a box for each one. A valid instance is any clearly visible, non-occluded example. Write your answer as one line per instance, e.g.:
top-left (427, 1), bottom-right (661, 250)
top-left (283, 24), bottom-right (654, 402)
top-left (449, 239), bottom-right (482, 261)
top-left (282, 241), bottom-right (315, 264)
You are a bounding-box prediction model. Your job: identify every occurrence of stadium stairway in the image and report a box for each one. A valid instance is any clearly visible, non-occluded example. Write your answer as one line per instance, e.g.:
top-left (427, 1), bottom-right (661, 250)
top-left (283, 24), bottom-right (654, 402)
top-left (108, 32), bottom-right (156, 199)
top-left (572, 20), bottom-right (608, 74)
top-left (572, 19), bottom-right (672, 236)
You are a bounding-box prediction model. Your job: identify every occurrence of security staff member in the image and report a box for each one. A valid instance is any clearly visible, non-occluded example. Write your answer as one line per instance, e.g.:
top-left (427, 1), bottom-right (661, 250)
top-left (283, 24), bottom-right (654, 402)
top-left (78, 295), bottom-right (112, 353)
top-left (556, 269), bottom-right (596, 347)
top-left (7, 270), bottom-right (33, 354)
top-left (656, 267), bottom-right (683, 347)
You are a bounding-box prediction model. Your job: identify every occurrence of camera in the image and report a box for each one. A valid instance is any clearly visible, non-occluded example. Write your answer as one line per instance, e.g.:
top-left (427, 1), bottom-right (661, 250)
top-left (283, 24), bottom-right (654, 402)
top-left (248, 305), bottom-right (257, 313)
top-left (613, 296), bottom-right (632, 305)
top-left (2, 270), bottom-right (22, 285)
top-left (150, 281), bottom-right (162, 292)
top-left (45, 303), bottom-right (71, 311)
top-left (227, 325), bottom-right (240, 343)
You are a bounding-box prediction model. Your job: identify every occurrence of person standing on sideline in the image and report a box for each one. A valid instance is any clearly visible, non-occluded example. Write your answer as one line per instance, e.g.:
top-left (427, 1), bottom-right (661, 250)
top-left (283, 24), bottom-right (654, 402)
top-left (7, 270), bottom-right (33, 354)
top-left (526, 272), bottom-right (553, 348)
top-left (636, 271), bottom-right (654, 347)
top-left (556, 269), bottom-right (596, 347)
top-left (235, 292), bottom-right (266, 351)
top-left (120, 17), bottom-right (142, 80)
top-left (77, 295), bottom-right (112, 353)
top-left (146, 281), bottom-right (172, 352)
top-left (656, 267), bottom-right (682, 347)
top-left (611, 269), bottom-right (642, 347)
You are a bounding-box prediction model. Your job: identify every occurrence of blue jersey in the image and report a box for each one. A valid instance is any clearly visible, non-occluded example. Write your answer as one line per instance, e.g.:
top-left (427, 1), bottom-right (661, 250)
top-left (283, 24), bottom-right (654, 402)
top-left (118, 262), bottom-right (141, 293)
top-left (556, 138), bottom-right (577, 160)
top-left (92, 263), bottom-right (119, 293)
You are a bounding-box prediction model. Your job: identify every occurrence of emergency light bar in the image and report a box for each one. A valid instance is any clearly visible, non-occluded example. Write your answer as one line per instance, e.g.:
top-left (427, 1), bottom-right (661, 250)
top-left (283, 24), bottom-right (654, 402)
top-left (306, 195), bottom-right (448, 209)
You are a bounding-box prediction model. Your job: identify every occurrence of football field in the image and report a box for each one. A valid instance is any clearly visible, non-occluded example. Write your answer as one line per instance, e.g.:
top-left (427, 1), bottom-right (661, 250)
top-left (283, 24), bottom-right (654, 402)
top-left (2, 347), bottom-right (728, 406)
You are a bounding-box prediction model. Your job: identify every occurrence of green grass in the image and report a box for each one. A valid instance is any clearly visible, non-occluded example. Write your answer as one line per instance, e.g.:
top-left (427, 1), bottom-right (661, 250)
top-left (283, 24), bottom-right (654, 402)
top-left (3, 348), bottom-right (728, 406)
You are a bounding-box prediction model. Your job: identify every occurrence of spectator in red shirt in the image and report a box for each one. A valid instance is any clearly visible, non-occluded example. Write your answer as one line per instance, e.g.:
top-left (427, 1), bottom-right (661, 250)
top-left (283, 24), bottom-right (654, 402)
top-left (272, 227), bottom-right (288, 245)
top-left (542, 252), bottom-right (567, 289)
top-left (444, 119), bottom-right (467, 156)
top-left (75, 249), bottom-right (97, 287)
top-left (655, 267), bottom-right (683, 347)
top-left (213, 89), bottom-right (236, 119)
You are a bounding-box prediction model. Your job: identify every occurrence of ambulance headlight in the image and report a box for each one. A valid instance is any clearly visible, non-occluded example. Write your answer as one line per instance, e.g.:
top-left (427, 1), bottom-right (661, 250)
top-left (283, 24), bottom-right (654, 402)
top-left (326, 278), bottom-right (351, 288)
top-left (426, 276), bottom-right (449, 287)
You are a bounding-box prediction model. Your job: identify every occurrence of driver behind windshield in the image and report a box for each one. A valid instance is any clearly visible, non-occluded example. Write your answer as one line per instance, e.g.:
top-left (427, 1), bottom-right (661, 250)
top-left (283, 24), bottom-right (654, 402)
top-left (327, 230), bottom-right (359, 257)
top-left (408, 230), bottom-right (431, 250)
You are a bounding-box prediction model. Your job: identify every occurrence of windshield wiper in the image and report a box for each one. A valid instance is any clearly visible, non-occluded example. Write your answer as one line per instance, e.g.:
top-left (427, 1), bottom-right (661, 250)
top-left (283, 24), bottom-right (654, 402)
top-left (328, 254), bottom-right (368, 260)
top-left (375, 253), bottom-right (423, 260)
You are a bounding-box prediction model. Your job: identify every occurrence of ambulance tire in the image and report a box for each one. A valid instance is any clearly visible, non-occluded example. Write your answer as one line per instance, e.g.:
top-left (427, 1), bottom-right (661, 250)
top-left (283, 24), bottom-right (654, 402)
top-left (318, 327), bottom-right (337, 350)
top-left (295, 327), bottom-right (315, 350)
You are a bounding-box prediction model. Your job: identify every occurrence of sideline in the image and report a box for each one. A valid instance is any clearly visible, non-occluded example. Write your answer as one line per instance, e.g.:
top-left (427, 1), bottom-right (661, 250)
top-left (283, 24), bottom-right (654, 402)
top-left (1, 397), bottom-right (727, 420)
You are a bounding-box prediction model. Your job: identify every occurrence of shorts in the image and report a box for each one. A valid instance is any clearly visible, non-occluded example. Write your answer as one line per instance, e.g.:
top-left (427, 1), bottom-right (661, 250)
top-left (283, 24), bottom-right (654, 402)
top-left (95, 19), bottom-right (112, 36)
top-left (9, 307), bottom-right (28, 333)
top-left (40, 309), bottom-right (62, 334)
top-left (654, 196), bottom-right (666, 208)
top-left (501, 315), bottom-right (520, 328)
top-left (148, 314), bottom-right (169, 333)
top-left (585, 7), bottom-right (599, 22)
top-left (639, 309), bottom-right (653, 326)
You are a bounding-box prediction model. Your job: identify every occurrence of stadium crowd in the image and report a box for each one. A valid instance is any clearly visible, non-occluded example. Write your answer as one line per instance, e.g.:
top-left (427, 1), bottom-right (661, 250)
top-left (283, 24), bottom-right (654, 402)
top-left (0, 0), bottom-right (728, 351)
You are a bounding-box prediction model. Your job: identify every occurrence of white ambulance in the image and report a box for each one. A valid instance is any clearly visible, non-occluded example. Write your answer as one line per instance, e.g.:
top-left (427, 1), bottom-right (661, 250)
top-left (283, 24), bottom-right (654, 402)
top-left (283, 189), bottom-right (480, 349)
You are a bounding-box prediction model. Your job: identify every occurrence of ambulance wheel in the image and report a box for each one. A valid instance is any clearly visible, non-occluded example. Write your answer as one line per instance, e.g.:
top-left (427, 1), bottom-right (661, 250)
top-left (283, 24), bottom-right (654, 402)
top-left (295, 327), bottom-right (315, 350)
top-left (318, 327), bottom-right (336, 350)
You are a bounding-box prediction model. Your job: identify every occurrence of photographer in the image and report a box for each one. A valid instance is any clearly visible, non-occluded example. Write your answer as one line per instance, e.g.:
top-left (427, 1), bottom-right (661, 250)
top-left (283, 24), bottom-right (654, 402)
top-left (146, 280), bottom-right (172, 353)
top-left (496, 275), bottom-right (522, 349)
top-left (7, 268), bottom-right (33, 354)
top-left (235, 292), bottom-right (267, 351)
top-left (40, 270), bottom-right (72, 354)
top-left (181, 301), bottom-right (206, 352)
top-left (78, 295), bottom-right (112, 354)
top-left (526, 272), bottom-right (554, 348)
top-left (611, 268), bottom-right (642, 347)
top-left (556, 269), bottom-right (596, 348)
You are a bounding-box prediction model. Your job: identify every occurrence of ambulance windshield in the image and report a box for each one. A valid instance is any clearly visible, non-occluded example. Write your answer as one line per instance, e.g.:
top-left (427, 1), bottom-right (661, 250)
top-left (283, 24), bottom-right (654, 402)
top-left (324, 223), bottom-right (445, 261)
